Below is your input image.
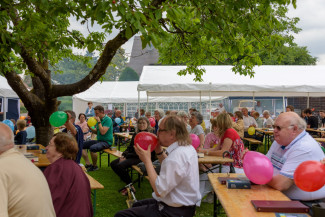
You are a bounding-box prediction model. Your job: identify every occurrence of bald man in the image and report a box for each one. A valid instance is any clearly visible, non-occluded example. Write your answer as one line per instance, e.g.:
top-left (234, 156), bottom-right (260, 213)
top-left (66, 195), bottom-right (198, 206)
top-left (0, 123), bottom-right (55, 217)
top-left (266, 112), bottom-right (325, 203)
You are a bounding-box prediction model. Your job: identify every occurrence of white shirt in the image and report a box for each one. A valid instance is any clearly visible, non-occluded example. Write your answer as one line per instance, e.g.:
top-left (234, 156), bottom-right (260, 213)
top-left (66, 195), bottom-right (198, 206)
top-left (243, 115), bottom-right (257, 130)
top-left (266, 131), bottom-right (325, 201)
top-left (153, 142), bottom-right (201, 207)
top-left (263, 117), bottom-right (274, 128)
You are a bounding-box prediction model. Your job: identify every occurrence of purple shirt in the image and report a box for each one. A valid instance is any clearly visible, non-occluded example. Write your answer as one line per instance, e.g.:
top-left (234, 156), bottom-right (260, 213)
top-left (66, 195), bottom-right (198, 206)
top-left (44, 158), bottom-right (93, 217)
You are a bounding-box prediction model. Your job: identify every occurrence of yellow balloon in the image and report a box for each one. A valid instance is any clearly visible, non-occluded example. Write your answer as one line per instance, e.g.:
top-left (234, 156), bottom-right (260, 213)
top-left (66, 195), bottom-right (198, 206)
top-left (87, 117), bottom-right (97, 127)
top-left (248, 127), bottom-right (255, 135)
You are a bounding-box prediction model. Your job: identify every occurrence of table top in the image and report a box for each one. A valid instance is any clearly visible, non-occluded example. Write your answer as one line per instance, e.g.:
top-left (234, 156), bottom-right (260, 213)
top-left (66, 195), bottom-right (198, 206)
top-left (198, 155), bottom-right (233, 164)
top-left (114, 132), bottom-right (133, 139)
top-left (306, 128), bottom-right (325, 133)
top-left (27, 144), bottom-right (51, 167)
top-left (315, 137), bottom-right (325, 143)
top-left (121, 124), bottom-right (135, 128)
top-left (255, 128), bottom-right (274, 135)
top-left (208, 173), bottom-right (310, 217)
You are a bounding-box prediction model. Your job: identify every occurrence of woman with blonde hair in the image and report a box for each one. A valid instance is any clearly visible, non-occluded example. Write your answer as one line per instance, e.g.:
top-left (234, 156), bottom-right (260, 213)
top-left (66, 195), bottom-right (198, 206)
top-left (198, 113), bottom-right (244, 172)
top-left (198, 113), bottom-right (245, 201)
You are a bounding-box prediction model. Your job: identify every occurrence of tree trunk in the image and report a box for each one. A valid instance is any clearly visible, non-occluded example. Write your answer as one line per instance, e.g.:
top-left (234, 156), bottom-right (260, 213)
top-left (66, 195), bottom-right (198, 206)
top-left (27, 97), bottom-right (58, 147)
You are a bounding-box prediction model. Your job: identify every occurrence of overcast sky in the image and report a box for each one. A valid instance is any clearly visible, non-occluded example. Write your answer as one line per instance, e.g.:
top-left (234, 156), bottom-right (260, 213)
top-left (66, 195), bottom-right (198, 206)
top-left (287, 0), bottom-right (325, 64)
top-left (70, 0), bottom-right (325, 64)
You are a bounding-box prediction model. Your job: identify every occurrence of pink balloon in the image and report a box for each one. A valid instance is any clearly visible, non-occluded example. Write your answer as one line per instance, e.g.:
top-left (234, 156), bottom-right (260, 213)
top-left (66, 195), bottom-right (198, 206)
top-left (190, 134), bottom-right (200, 149)
top-left (149, 118), bottom-right (155, 127)
top-left (243, 151), bottom-right (273, 184)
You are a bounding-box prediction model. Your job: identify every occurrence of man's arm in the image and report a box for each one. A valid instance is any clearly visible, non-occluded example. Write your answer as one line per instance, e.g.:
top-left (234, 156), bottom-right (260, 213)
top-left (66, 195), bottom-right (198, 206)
top-left (97, 123), bottom-right (109, 135)
top-left (64, 113), bottom-right (76, 136)
top-left (267, 174), bottom-right (294, 191)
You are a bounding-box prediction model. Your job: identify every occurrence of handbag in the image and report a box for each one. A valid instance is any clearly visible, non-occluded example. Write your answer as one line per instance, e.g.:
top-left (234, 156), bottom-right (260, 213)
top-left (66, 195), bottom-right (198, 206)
top-left (223, 151), bottom-right (235, 173)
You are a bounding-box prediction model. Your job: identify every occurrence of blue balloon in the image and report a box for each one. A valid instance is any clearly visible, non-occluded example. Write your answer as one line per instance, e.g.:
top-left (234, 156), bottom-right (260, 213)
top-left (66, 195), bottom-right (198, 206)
top-left (26, 126), bottom-right (36, 139)
top-left (115, 117), bottom-right (121, 124)
top-left (2, 119), bottom-right (14, 131)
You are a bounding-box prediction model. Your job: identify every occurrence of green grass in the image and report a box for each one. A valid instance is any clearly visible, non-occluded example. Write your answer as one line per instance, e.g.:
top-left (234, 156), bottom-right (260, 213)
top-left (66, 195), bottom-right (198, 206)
top-left (81, 146), bottom-right (218, 217)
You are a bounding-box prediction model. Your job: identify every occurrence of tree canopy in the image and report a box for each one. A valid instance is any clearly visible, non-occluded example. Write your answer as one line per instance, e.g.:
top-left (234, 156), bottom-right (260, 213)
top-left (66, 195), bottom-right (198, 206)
top-left (0, 0), bottom-right (298, 145)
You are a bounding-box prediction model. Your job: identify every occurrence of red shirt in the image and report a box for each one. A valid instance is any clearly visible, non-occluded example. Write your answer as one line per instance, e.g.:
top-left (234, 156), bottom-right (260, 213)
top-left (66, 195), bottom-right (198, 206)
top-left (220, 128), bottom-right (244, 168)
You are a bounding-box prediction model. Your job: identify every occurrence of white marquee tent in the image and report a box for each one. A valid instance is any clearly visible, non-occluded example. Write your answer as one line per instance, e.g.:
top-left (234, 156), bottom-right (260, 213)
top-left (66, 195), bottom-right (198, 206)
top-left (0, 76), bottom-right (20, 120)
top-left (138, 65), bottom-right (325, 111)
top-left (73, 81), bottom-right (224, 117)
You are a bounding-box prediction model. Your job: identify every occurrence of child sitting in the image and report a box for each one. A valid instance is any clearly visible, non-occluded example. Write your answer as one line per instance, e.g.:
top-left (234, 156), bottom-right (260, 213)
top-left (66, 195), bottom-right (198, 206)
top-left (15, 119), bottom-right (27, 144)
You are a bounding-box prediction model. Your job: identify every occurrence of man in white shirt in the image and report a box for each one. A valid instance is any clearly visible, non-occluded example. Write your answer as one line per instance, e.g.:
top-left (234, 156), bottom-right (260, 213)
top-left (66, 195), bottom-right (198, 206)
top-left (0, 123), bottom-right (56, 217)
top-left (115, 116), bottom-right (200, 217)
top-left (242, 107), bottom-right (257, 131)
top-left (262, 110), bottom-right (274, 128)
top-left (266, 112), bottom-right (325, 202)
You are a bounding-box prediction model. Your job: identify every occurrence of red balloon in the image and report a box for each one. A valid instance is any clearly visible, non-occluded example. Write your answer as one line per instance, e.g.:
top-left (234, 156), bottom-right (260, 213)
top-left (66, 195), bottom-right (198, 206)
top-left (294, 160), bottom-right (325, 192)
top-left (149, 118), bottom-right (156, 127)
top-left (134, 132), bottom-right (158, 152)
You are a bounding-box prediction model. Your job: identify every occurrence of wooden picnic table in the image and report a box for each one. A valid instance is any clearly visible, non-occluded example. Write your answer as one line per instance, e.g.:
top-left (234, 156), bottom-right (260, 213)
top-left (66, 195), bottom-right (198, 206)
top-left (27, 144), bottom-right (51, 167)
top-left (114, 132), bottom-right (133, 150)
top-left (255, 128), bottom-right (274, 152)
top-left (208, 173), bottom-right (310, 217)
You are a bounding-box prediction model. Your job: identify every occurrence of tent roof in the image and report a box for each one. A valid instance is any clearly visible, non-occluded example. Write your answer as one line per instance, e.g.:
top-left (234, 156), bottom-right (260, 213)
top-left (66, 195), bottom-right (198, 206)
top-left (138, 65), bottom-right (325, 97)
top-left (0, 76), bottom-right (19, 98)
top-left (73, 81), bottom-right (223, 103)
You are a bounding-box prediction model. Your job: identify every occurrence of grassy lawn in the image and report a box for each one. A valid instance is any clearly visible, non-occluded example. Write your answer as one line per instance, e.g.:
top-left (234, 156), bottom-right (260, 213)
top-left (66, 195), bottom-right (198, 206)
top-left (81, 147), bottom-right (220, 217)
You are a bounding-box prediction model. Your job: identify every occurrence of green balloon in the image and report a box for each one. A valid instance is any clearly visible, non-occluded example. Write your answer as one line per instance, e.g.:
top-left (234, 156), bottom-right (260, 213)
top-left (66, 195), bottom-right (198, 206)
top-left (49, 111), bottom-right (68, 127)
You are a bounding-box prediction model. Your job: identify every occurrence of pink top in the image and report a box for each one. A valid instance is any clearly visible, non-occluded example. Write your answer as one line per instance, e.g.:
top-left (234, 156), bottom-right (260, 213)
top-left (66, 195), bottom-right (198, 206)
top-left (76, 121), bottom-right (90, 140)
top-left (204, 132), bottom-right (220, 149)
top-left (220, 128), bottom-right (244, 168)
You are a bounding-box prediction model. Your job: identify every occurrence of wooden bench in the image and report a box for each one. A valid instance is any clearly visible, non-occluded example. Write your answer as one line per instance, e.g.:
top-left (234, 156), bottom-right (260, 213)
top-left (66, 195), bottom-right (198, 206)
top-left (83, 171), bottom-right (104, 215)
top-left (131, 165), bottom-right (150, 188)
top-left (100, 148), bottom-right (123, 167)
top-left (243, 137), bottom-right (263, 151)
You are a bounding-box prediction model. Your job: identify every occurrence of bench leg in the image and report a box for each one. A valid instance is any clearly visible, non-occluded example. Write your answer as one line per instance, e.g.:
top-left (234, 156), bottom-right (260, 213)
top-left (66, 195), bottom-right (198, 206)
top-left (92, 190), bottom-right (97, 216)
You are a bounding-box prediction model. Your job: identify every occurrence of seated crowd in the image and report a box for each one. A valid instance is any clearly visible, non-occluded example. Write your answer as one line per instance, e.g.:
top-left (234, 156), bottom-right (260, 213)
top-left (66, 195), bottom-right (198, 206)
top-left (1, 102), bottom-right (325, 217)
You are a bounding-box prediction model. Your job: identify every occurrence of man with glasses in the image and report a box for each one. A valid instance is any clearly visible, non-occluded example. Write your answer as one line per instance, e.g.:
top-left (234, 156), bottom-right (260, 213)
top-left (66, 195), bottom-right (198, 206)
top-left (115, 116), bottom-right (200, 217)
top-left (266, 112), bottom-right (325, 203)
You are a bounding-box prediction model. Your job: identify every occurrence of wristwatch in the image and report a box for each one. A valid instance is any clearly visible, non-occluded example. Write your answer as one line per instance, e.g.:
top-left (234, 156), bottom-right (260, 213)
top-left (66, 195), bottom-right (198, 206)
top-left (156, 150), bottom-right (164, 156)
top-left (98, 122), bottom-right (101, 124)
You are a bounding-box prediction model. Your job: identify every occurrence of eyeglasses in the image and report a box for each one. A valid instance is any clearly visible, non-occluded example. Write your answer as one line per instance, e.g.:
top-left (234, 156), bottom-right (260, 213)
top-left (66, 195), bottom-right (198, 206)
top-left (272, 124), bottom-right (294, 131)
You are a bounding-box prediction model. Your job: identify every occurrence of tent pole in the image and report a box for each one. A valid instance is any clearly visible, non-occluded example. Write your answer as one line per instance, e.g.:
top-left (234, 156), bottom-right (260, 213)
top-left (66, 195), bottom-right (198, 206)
top-left (138, 91), bottom-right (140, 116)
top-left (209, 90), bottom-right (212, 131)
top-left (209, 91), bottom-right (212, 120)
top-left (200, 91), bottom-right (202, 113)
top-left (252, 92), bottom-right (255, 110)
top-left (307, 93), bottom-right (310, 108)
top-left (282, 96), bottom-right (285, 112)
top-left (146, 94), bottom-right (149, 111)
top-left (3, 97), bottom-right (7, 120)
